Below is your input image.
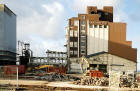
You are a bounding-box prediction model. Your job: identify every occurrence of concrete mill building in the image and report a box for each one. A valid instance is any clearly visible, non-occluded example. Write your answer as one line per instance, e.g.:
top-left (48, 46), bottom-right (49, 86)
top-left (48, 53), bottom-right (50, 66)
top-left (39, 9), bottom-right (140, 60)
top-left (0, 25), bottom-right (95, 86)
top-left (65, 6), bottom-right (137, 73)
top-left (0, 4), bottom-right (16, 65)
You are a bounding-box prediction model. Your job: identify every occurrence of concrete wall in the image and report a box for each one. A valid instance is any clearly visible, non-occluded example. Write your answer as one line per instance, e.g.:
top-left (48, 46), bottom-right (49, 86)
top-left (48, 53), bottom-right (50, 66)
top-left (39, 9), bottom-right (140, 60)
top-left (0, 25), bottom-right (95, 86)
top-left (69, 58), bottom-right (83, 73)
top-left (69, 53), bottom-right (137, 73)
top-left (108, 54), bottom-right (136, 72)
top-left (87, 23), bottom-right (109, 55)
top-left (88, 53), bottom-right (137, 72)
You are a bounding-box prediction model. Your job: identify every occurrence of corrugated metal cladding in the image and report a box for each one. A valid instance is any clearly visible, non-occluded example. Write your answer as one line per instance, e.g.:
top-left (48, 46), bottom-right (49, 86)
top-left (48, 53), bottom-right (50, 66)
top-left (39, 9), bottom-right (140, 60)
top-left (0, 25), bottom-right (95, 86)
top-left (87, 23), bottom-right (109, 55)
top-left (108, 23), bottom-right (137, 62)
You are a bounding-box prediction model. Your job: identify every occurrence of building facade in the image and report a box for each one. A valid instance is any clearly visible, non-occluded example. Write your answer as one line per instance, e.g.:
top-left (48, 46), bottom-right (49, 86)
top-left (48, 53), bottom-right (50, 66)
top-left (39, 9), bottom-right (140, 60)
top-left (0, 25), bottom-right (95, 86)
top-left (66, 6), bottom-right (137, 73)
top-left (0, 4), bottom-right (16, 65)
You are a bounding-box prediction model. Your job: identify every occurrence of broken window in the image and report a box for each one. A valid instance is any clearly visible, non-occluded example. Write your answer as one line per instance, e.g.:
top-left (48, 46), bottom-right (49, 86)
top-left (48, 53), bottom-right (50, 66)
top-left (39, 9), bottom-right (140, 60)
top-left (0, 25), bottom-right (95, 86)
top-left (90, 11), bottom-right (96, 14)
top-left (81, 20), bottom-right (85, 25)
top-left (94, 25), bottom-right (98, 28)
top-left (70, 42), bottom-right (73, 47)
top-left (89, 24), bottom-right (93, 28)
top-left (70, 30), bottom-right (73, 37)
top-left (74, 20), bottom-right (78, 26)
top-left (74, 42), bottom-right (77, 47)
top-left (74, 31), bottom-right (78, 37)
top-left (70, 50), bottom-right (73, 55)
top-left (81, 16), bottom-right (85, 20)
top-left (81, 26), bottom-right (85, 30)
top-left (99, 64), bottom-right (107, 73)
top-left (104, 25), bottom-right (107, 28)
top-left (99, 25), bottom-right (102, 28)
top-left (74, 51), bottom-right (77, 55)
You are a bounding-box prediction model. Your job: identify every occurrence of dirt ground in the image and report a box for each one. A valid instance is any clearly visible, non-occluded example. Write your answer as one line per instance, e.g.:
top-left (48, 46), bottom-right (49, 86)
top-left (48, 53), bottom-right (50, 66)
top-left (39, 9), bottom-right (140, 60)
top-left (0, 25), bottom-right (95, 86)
top-left (0, 79), bottom-right (140, 91)
top-left (0, 79), bottom-right (47, 86)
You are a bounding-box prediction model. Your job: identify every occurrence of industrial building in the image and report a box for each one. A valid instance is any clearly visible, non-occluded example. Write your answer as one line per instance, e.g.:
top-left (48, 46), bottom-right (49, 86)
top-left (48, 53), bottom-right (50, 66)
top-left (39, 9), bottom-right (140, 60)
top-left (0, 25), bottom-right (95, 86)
top-left (66, 6), bottom-right (137, 73)
top-left (0, 4), bottom-right (16, 65)
top-left (0, 4), bottom-right (139, 90)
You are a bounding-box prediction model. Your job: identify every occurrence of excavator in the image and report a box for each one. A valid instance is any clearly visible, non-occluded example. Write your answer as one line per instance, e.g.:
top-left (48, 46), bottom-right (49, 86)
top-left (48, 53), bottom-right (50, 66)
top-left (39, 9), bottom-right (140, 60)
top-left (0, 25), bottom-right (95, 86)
top-left (35, 65), bottom-right (53, 70)
top-left (27, 65), bottom-right (53, 72)
top-left (34, 64), bottom-right (66, 74)
top-left (80, 56), bottom-right (103, 77)
top-left (80, 56), bottom-right (90, 76)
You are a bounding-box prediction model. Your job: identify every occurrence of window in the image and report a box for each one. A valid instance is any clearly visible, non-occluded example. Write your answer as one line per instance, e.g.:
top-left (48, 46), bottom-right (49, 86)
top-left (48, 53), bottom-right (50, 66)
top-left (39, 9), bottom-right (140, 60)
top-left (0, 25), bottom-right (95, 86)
top-left (81, 36), bottom-right (86, 42)
top-left (81, 50), bottom-right (85, 54)
top-left (81, 16), bottom-right (85, 20)
top-left (70, 42), bottom-right (73, 47)
top-left (104, 25), bottom-right (107, 28)
top-left (74, 51), bottom-right (77, 55)
top-left (81, 46), bottom-right (85, 49)
top-left (81, 40), bottom-right (86, 42)
top-left (81, 29), bottom-right (85, 33)
top-left (81, 36), bottom-right (86, 40)
top-left (90, 11), bottom-right (95, 14)
top-left (94, 25), bottom-right (98, 28)
top-left (81, 42), bottom-right (85, 46)
top-left (81, 30), bottom-right (86, 35)
top-left (98, 12), bottom-right (102, 18)
top-left (70, 51), bottom-right (73, 55)
top-left (105, 12), bottom-right (108, 15)
top-left (74, 20), bottom-right (78, 26)
top-left (70, 30), bottom-right (73, 37)
top-left (74, 42), bottom-right (77, 47)
top-left (80, 32), bottom-right (86, 36)
top-left (81, 26), bottom-right (85, 30)
top-left (99, 25), bottom-right (102, 28)
top-left (81, 20), bottom-right (85, 25)
top-left (74, 31), bottom-right (78, 37)
top-left (89, 24), bottom-right (93, 28)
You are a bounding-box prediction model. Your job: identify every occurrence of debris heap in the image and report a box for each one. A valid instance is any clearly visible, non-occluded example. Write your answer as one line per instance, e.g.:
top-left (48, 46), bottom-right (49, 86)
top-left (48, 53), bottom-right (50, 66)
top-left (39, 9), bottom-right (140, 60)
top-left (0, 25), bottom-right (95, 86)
top-left (120, 74), bottom-right (138, 88)
top-left (74, 77), bottom-right (109, 86)
top-left (35, 72), bottom-right (80, 81)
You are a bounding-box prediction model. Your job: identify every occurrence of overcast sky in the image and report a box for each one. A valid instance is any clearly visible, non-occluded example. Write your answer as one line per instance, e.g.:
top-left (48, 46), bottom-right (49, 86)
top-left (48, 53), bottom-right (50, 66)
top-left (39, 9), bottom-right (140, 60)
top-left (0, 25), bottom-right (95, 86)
top-left (0, 0), bottom-right (140, 70)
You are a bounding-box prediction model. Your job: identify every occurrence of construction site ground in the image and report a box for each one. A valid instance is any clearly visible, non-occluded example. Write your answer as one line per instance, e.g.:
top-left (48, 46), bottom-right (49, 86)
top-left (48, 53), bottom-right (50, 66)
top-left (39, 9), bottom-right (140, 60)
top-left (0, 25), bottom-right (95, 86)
top-left (0, 79), bottom-right (140, 91)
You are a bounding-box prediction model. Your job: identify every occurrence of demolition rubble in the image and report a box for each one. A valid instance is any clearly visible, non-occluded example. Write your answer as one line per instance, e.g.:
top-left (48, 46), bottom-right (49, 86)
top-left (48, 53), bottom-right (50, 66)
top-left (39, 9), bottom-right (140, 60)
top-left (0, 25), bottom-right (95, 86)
top-left (74, 77), bottom-right (109, 86)
top-left (34, 72), bottom-right (80, 81)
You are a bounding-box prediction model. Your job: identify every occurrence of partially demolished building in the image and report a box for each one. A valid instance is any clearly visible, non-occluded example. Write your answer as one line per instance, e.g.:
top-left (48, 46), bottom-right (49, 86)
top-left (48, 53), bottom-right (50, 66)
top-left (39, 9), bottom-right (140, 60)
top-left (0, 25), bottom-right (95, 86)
top-left (66, 6), bottom-right (137, 73)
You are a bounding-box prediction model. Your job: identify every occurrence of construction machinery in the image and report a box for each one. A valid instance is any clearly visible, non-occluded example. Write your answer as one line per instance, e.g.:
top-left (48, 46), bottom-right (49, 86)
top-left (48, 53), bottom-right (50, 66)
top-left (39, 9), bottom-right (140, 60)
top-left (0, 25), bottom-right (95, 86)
top-left (35, 65), bottom-right (53, 70)
top-left (28, 64), bottom-right (67, 74)
top-left (81, 56), bottom-right (90, 75)
top-left (80, 56), bottom-right (103, 77)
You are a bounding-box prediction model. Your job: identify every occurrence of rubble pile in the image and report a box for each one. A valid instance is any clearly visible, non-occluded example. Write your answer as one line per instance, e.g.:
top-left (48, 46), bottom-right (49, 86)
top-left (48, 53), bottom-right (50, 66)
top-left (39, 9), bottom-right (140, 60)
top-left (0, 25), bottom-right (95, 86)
top-left (119, 74), bottom-right (138, 88)
top-left (74, 77), bottom-right (109, 86)
top-left (35, 72), bottom-right (80, 81)
top-left (136, 75), bottom-right (140, 83)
